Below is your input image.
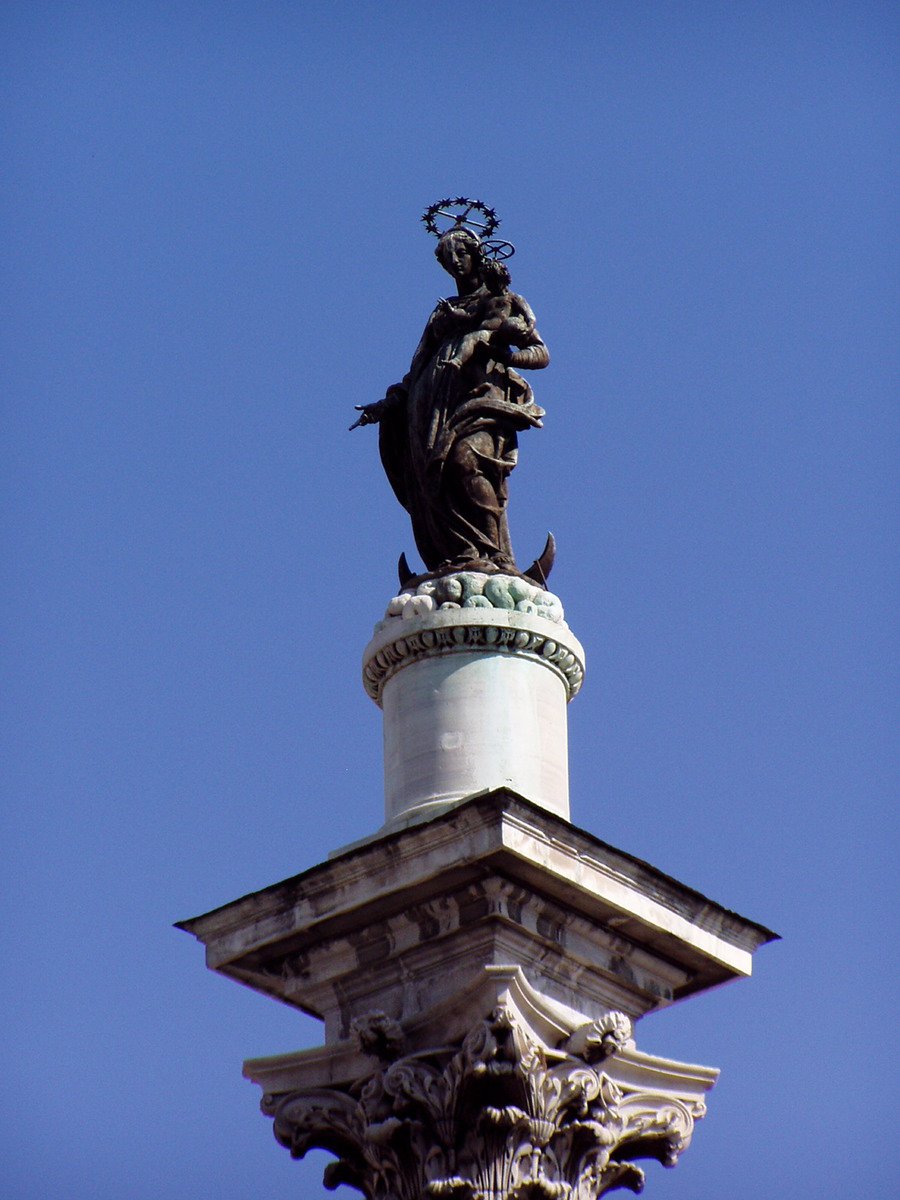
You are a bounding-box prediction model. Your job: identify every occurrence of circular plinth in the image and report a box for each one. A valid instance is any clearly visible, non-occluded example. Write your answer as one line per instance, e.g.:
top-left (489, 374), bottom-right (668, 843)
top-left (363, 604), bottom-right (585, 831)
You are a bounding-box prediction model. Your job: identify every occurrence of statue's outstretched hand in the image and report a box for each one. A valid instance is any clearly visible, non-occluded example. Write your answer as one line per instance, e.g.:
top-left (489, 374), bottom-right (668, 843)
top-left (349, 384), bottom-right (407, 430)
top-left (349, 404), bottom-right (379, 431)
top-left (350, 394), bottom-right (398, 429)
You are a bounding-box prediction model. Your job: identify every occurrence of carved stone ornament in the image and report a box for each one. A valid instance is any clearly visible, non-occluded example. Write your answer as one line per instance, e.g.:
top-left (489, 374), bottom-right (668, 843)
top-left (262, 1004), bottom-right (704, 1199)
top-left (383, 573), bottom-right (566, 626)
top-left (363, 606), bottom-right (585, 706)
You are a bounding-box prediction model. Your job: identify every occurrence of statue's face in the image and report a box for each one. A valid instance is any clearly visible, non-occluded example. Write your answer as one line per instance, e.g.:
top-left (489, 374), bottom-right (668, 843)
top-left (441, 233), bottom-right (477, 280)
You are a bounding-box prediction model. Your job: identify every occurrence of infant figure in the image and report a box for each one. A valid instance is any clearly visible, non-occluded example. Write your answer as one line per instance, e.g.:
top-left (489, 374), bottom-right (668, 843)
top-left (438, 259), bottom-right (533, 371)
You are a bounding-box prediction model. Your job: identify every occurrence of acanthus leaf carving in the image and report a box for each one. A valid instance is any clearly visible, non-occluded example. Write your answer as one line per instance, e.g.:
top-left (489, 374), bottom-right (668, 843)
top-left (565, 1013), bottom-right (634, 1064)
top-left (262, 1005), bottom-right (704, 1199)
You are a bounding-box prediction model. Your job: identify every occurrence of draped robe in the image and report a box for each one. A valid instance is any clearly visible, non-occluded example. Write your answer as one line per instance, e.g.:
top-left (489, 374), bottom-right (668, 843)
top-left (377, 286), bottom-right (546, 573)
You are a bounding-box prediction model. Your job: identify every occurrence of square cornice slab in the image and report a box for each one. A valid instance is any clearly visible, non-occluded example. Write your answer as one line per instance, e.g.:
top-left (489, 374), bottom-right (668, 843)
top-left (177, 789), bottom-right (777, 1032)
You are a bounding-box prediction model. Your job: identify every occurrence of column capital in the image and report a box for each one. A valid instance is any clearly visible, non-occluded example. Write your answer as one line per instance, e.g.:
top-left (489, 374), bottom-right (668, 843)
top-left (261, 995), bottom-right (710, 1199)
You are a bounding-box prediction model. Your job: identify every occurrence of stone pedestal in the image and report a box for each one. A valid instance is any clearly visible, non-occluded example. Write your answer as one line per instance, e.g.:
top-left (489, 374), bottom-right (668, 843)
top-left (362, 574), bottom-right (583, 832)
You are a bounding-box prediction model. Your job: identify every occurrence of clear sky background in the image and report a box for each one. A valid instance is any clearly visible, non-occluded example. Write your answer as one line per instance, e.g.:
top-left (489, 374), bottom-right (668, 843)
top-left (2, 3), bottom-right (896, 1197)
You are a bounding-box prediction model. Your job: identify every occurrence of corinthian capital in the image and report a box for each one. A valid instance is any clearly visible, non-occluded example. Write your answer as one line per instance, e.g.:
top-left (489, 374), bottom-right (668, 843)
top-left (262, 1003), bottom-right (705, 1199)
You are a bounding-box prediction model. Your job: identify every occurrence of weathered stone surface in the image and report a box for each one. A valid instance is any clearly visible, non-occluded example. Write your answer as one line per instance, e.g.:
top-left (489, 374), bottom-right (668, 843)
top-left (177, 790), bottom-right (777, 1041)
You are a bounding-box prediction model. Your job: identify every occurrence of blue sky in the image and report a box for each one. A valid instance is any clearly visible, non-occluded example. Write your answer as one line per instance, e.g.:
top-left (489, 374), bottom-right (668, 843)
top-left (2, 3), bottom-right (896, 1197)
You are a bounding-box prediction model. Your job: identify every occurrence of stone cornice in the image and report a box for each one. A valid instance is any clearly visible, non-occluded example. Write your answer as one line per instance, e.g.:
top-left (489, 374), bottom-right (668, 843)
top-left (177, 790), bottom-right (777, 1016)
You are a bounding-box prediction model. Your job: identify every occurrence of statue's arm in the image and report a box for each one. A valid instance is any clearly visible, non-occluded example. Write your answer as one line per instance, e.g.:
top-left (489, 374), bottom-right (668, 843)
top-left (350, 380), bottom-right (408, 430)
top-left (507, 338), bottom-right (549, 370)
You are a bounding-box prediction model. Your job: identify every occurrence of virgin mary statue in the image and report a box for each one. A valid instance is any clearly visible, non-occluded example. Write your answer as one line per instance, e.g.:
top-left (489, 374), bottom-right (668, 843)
top-left (353, 222), bottom-right (550, 580)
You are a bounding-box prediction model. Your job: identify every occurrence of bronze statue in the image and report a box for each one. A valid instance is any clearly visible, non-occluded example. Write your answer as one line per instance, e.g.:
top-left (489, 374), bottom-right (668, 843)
top-left (352, 199), bottom-right (553, 584)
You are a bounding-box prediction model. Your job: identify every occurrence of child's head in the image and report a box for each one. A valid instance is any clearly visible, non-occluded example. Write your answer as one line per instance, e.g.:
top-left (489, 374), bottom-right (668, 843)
top-left (481, 258), bottom-right (511, 296)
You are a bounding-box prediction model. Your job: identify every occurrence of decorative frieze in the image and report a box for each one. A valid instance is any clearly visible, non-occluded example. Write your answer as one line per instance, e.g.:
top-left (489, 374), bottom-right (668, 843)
top-left (241, 874), bottom-right (687, 1042)
top-left (363, 606), bottom-right (585, 706)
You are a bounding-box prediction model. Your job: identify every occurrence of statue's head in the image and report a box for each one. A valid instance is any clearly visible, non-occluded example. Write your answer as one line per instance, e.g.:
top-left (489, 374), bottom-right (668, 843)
top-left (435, 227), bottom-right (483, 280)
